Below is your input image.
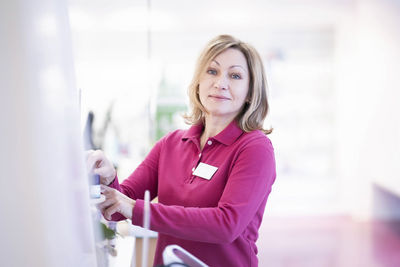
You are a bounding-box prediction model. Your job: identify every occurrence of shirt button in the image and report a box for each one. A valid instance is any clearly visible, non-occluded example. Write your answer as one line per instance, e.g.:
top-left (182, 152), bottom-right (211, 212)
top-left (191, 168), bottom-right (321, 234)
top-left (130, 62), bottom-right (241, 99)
top-left (199, 153), bottom-right (202, 158)
top-left (207, 140), bottom-right (212, 145)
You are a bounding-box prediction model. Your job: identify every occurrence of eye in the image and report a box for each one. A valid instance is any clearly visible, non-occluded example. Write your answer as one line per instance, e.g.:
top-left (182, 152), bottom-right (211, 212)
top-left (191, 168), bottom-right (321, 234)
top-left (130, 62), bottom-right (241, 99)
top-left (231, 73), bottom-right (242, 79)
top-left (207, 69), bottom-right (217, 75)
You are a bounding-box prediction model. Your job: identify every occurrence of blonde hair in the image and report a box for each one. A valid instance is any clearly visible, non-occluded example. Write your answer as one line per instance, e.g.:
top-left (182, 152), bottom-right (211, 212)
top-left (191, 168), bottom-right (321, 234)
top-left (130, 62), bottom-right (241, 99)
top-left (183, 34), bottom-right (272, 134)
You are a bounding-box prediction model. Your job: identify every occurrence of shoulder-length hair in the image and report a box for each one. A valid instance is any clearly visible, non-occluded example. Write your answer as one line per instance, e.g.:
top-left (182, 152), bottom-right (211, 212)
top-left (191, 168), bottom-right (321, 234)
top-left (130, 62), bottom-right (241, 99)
top-left (183, 34), bottom-right (272, 134)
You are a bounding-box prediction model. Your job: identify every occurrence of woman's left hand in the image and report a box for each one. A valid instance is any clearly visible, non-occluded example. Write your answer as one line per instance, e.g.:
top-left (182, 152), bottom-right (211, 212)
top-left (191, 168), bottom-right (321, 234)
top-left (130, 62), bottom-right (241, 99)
top-left (97, 185), bottom-right (135, 220)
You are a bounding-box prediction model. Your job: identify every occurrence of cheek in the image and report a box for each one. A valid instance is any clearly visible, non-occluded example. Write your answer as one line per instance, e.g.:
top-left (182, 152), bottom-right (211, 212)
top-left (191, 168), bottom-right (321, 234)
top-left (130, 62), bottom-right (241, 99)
top-left (235, 85), bottom-right (250, 104)
top-left (198, 79), bottom-right (211, 97)
top-left (197, 84), bottom-right (207, 104)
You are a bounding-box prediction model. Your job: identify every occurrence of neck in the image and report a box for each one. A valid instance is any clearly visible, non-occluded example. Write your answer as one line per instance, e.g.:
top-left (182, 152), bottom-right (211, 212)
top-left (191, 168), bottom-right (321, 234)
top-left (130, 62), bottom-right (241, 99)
top-left (200, 115), bottom-right (234, 149)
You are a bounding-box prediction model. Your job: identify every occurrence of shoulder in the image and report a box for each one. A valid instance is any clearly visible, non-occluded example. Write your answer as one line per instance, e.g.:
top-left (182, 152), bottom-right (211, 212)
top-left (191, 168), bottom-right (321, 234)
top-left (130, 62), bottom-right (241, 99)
top-left (230, 130), bottom-right (276, 167)
top-left (231, 130), bottom-right (276, 179)
top-left (239, 130), bottom-right (274, 152)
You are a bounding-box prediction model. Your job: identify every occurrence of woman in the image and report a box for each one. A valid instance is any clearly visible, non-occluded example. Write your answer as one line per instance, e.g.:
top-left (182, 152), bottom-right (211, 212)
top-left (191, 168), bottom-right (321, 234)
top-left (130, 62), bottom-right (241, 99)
top-left (88, 34), bottom-right (276, 266)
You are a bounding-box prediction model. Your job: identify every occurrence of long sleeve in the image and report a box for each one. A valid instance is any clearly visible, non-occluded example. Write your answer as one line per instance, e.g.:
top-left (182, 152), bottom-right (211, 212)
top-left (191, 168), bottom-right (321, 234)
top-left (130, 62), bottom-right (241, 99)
top-left (107, 137), bottom-right (163, 221)
top-left (131, 138), bottom-right (276, 244)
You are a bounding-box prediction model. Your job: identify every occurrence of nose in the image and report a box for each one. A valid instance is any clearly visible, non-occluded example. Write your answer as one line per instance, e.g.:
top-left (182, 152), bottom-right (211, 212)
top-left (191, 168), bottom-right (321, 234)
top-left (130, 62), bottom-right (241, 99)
top-left (214, 74), bottom-right (229, 90)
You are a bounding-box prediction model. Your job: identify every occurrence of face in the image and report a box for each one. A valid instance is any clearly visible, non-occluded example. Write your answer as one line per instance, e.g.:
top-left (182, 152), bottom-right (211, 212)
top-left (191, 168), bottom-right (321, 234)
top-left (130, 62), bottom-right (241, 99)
top-left (198, 48), bottom-right (250, 122)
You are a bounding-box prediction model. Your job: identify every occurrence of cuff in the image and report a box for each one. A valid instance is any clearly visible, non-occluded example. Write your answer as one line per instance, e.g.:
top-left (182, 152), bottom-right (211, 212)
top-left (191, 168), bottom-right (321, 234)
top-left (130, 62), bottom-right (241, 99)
top-left (108, 175), bottom-right (121, 191)
top-left (132, 199), bottom-right (144, 227)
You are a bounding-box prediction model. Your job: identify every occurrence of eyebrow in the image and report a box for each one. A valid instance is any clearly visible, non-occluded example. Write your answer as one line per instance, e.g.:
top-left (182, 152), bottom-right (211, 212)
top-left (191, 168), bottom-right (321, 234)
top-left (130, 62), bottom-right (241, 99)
top-left (212, 60), bottom-right (247, 71)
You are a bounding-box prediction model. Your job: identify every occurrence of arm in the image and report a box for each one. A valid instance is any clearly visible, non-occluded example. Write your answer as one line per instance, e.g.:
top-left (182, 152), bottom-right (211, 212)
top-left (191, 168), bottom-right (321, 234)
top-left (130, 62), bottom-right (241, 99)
top-left (109, 137), bottom-right (162, 201)
top-left (131, 139), bottom-right (276, 244)
top-left (105, 137), bottom-right (163, 221)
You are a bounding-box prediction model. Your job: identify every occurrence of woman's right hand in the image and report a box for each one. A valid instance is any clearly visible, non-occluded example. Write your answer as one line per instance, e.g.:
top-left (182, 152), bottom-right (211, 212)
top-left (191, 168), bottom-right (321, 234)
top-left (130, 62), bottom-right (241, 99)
top-left (86, 150), bottom-right (116, 185)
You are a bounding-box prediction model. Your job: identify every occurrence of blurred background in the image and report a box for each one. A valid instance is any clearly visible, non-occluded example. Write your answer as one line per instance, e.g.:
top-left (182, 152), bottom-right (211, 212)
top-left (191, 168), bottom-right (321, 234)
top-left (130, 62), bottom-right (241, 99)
top-left (1, 0), bottom-right (399, 266)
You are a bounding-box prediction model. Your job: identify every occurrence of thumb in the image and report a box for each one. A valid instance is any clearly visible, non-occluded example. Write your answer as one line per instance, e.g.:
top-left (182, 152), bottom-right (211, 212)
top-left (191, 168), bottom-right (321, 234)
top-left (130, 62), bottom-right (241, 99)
top-left (93, 167), bottom-right (106, 176)
top-left (94, 166), bottom-right (116, 184)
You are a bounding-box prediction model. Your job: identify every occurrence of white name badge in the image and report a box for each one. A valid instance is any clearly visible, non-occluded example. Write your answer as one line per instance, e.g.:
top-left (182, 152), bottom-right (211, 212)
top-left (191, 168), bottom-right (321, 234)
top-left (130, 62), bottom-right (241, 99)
top-left (192, 162), bottom-right (218, 180)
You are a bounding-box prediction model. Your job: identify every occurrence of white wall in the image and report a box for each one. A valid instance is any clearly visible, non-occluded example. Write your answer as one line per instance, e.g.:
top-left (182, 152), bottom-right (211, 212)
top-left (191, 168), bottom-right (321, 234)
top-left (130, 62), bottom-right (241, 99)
top-left (335, 0), bottom-right (400, 220)
top-left (0, 1), bottom-right (97, 266)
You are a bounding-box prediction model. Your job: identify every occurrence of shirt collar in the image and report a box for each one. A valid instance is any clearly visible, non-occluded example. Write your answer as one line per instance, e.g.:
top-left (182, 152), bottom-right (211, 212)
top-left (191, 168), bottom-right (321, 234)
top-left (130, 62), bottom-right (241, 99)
top-left (182, 120), bottom-right (243, 146)
top-left (213, 120), bottom-right (243, 145)
top-left (182, 123), bottom-right (204, 141)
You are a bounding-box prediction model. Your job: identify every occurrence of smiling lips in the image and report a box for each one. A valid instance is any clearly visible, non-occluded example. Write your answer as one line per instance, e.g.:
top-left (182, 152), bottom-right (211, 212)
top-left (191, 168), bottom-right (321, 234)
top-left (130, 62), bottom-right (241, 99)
top-left (209, 94), bottom-right (230, 100)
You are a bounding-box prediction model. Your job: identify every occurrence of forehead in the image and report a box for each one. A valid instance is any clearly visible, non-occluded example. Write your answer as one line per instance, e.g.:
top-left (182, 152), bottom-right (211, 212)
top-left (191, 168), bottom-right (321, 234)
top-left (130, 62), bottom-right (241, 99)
top-left (211, 48), bottom-right (248, 71)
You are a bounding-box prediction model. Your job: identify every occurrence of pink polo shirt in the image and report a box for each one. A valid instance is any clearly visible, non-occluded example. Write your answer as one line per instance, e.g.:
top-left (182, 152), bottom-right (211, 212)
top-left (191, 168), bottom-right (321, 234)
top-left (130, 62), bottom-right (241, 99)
top-left (109, 120), bottom-right (276, 266)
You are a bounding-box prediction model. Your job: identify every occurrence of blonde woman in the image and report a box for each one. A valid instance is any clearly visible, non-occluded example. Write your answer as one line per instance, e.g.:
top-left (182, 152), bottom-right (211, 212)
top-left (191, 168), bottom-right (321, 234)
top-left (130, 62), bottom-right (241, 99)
top-left (88, 35), bottom-right (276, 267)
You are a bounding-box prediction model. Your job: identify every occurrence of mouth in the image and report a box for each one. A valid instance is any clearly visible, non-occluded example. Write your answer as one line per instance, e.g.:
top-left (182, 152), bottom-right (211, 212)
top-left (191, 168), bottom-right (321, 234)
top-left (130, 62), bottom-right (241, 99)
top-left (209, 94), bottom-right (231, 100)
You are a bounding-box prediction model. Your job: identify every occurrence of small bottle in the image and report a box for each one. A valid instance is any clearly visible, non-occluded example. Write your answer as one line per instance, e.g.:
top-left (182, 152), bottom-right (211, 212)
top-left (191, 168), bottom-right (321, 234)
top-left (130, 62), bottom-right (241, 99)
top-left (90, 174), bottom-right (101, 198)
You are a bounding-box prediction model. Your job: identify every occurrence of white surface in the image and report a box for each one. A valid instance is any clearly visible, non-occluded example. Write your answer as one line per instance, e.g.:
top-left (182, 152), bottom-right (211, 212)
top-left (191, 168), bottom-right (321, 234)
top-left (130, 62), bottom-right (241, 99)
top-left (130, 225), bottom-right (158, 238)
top-left (108, 236), bottom-right (136, 267)
top-left (163, 245), bottom-right (208, 267)
top-left (0, 0), bottom-right (97, 266)
top-left (141, 190), bottom-right (151, 267)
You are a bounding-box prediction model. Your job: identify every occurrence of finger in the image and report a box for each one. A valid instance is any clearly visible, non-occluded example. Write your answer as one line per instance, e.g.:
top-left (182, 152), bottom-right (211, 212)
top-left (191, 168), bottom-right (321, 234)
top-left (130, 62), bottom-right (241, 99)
top-left (86, 150), bottom-right (104, 171)
top-left (104, 202), bottom-right (121, 220)
top-left (97, 191), bottom-right (117, 213)
top-left (87, 156), bottom-right (102, 172)
top-left (86, 158), bottom-right (100, 173)
top-left (100, 184), bottom-right (113, 193)
top-left (97, 197), bottom-right (114, 211)
top-left (93, 166), bottom-right (113, 177)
